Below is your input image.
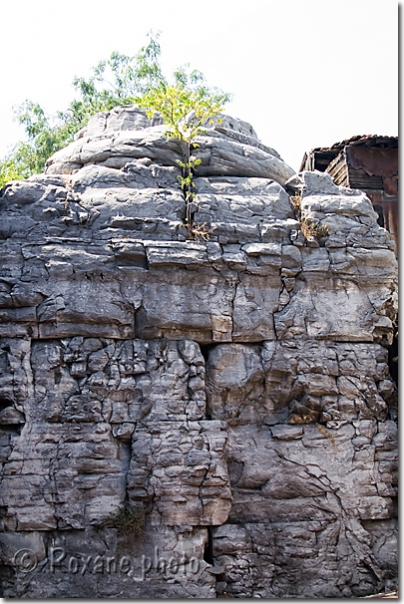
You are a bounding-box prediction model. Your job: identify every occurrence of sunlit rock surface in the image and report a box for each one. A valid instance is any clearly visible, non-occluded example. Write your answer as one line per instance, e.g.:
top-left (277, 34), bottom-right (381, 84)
top-left (0, 107), bottom-right (397, 598)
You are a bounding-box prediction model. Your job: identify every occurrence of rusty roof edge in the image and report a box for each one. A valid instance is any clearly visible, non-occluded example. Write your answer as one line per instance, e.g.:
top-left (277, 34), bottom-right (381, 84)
top-left (304, 134), bottom-right (398, 159)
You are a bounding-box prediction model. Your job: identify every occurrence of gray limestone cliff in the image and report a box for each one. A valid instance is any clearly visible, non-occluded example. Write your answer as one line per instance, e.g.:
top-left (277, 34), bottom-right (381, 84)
top-left (0, 106), bottom-right (398, 598)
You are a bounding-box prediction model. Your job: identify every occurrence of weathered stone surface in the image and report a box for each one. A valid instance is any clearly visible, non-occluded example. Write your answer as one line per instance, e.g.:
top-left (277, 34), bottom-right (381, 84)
top-left (46, 107), bottom-right (295, 185)
top-left (0, 108), bottom-right (397, 598)
top-left (206, 340), bottom-right (394, 426)
top-left (0, 167), bottom-right (396, 344)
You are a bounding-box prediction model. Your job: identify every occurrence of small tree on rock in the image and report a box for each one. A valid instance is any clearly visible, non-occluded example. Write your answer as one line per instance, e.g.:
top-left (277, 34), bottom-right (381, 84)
top-left (135, 67), bottom-right (230, 238)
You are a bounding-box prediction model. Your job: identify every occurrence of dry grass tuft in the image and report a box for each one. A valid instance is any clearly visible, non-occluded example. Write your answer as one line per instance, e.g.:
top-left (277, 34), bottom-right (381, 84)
top-left (301, 218), bottom-right (329, 240)
top-left (99, 505), bottom-right (145, 538)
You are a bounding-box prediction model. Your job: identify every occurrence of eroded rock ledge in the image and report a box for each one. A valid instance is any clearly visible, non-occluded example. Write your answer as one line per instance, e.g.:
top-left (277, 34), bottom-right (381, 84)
top-left (0, 107), bottom-right (398, 598)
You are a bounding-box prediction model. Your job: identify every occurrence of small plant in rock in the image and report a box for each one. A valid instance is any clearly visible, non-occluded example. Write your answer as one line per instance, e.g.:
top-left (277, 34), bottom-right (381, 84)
top-left (290, 194), bottom-right (329, 241)
top-left (99, 504), bottom-right (145, 539)
top-left (301, 218), bottom-right (329, 240)
top-left (316, 422), bottom-right (336, 445)
top-left (135, 67), bottom-right (230, 239)
top-left (290, 194), bottom-right (301, 219)
top-left (190, 221), bottom-right (211, 242)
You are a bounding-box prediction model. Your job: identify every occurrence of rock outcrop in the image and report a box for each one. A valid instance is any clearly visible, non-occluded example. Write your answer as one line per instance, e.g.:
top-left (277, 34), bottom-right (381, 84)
top-left (0, 106), bottom-right (398, 598)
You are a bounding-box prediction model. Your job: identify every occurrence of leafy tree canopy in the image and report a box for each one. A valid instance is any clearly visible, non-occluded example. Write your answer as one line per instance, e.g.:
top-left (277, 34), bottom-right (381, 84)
top-left (136, 67), bottom-right (230, 143)
top-left (0, 32), bottom-right (230, 188)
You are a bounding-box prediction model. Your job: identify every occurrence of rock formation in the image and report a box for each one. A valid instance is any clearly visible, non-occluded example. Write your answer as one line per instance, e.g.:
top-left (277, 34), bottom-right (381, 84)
top-left (0, 106), bottom-right (398, 598)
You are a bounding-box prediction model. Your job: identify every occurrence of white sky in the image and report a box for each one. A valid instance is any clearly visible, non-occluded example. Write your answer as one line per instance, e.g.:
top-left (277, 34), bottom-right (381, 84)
top-left (0, 0), bottom-right (398, 172)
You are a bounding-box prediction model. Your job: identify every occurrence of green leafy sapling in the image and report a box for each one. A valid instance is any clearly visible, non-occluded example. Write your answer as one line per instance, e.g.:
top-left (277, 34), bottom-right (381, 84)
top-left (135, 67), bottom-right (230, 238)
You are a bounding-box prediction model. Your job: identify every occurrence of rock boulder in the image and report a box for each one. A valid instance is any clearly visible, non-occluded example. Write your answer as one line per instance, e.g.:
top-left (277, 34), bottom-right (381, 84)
top-left (0, 107), bottom-right (397, 598)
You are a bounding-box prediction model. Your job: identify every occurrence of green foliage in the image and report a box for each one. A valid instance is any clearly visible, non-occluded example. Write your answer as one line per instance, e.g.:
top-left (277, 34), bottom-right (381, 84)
top-left (0, 32), bottom-right (165, 184)
top-left (136, 66), bottom-right (229, 143)
top-left (135, 66), bottom-right (230, 238)
top-left (0, 153), bottom-right (28, 188)
top-left (0, 31), bottom-right (230, 199)
top-left (70, 32), bottom-right (164, 118)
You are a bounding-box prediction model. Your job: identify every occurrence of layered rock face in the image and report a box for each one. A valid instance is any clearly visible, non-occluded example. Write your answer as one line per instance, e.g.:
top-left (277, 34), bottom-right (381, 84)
top-left (0, 107), bottom-right (398, 598)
